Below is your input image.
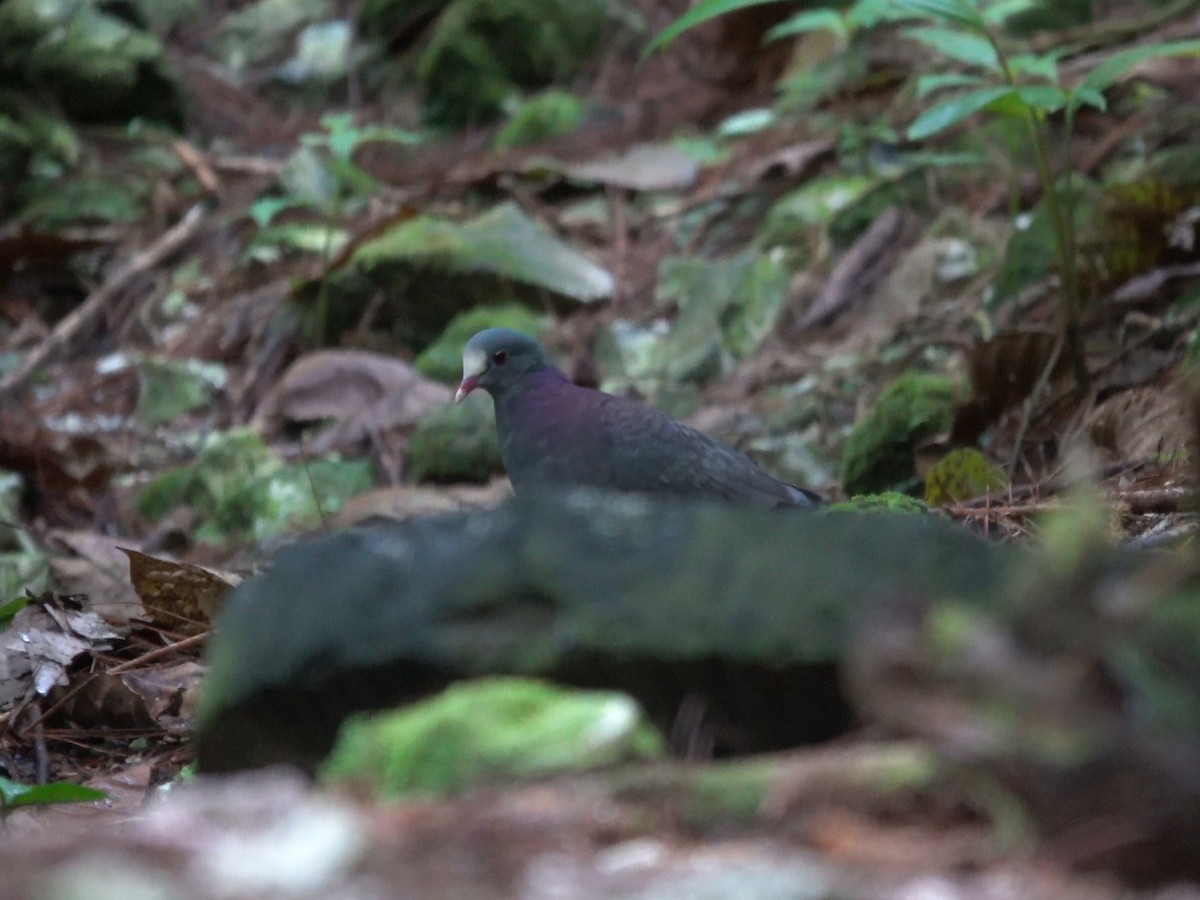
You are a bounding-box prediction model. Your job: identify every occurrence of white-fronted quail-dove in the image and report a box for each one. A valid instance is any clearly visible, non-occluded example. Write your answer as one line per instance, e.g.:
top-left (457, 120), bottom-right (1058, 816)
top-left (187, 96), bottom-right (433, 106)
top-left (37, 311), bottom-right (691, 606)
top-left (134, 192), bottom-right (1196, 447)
top-left (456, 328), bottom-right (820, 508)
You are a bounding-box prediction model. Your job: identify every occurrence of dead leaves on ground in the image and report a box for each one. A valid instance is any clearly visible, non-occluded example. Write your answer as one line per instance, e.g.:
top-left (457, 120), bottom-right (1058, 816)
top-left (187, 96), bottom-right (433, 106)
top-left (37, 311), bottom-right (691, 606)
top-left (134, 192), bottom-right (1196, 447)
top-left (0, 548), bottom-right (233, 779)
top-left (0, 593), bottom-right (120, 709)
top-left (1086, 384), bottom-right (1191, 463)
top-left (121, 548), bottom-right (236, 632)
top-left (251, 348), bottom-right (451, 466)
top-left (950, 332), bottom-right (1067, 446)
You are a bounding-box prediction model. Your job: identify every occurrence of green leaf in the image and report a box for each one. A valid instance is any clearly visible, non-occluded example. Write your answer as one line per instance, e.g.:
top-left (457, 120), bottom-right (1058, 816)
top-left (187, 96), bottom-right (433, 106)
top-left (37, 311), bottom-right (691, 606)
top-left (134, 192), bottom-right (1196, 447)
top-left (904, 26), bottom-right (999, 71)
top-left (767, 9), bottom-right (847, 41)
top-left (354, 203), bottom-right (614, 302)
top-left (980, 91), bottom-right (1039, 119)
top-left (1071, 86), bottom-right (1107, 112)
top-left (924, 447), bottom-right (1006, 505)
top-left (916, 72), bottom-right (986, 99)
top-left (1008, 52), bottom-right (1059, 84)
top-left (717, 108), bottom-right (776, 136)
top-left (249, 196), bottom-right (303, 228)
top-left (848, 0), bottom-right (912, 28)
top-left (982, 0), bottom-right (1038, 24)
top-left (250, 223), bottom-right (350, 257)
top-left (278, 146), bottom-right (338, 210)
top-left (0, 777), bottom-right (106, 808)
top-left (356, 125), bottom-right (424, 147)
top-left (894, 0), bottom-right (988, 31)
top-left (0, 596), bottom-right (27, 627)
top-left (645, 0), bottom-right (791, 55)
top-left (1078, 39), bottom-right (1200, 97)
top-left (1014, 84), bottom-right (1068, 113)
top-left (907, 86), bottom-right (1015, 140)
top-left (135, 356), bottom-right (227, 427)
top-left (325, 128), bottom-right (360, 164)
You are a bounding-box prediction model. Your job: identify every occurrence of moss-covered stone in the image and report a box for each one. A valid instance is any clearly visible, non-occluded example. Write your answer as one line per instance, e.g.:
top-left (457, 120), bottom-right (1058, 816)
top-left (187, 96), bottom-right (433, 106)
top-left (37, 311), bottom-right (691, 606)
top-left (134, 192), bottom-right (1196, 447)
top-left (826, 492), bottom-right (928, 515)
top-left (320, 677), bottom-right (666, 798)
top-left (0, 113), bottom-right (32, 187)
top-left (848, 523), bottom-right (1200, 876)
top-left (0, 0), bottom-right (183, 127)
top-left (216, 0), bottom-right (327, 70)
top-left (414, 305), bottom-right (549, 384)
top-left (412, 0), bottom-right (612, 127)
top-left (636, 251), bottom-right (790, 387)
top-left (924, 447), bottom-right (1007, 505)
top-left (493, 90), bottom-right (585, 151)
top-left (407, 395), bottom-right (502, 483)
top-left (136, 428), bottom-right (373, 543)
top-left (839, 373), bottom-right (957, 497)
top-left (196, 496), bottom-right (1011, 772)
top-left (298, 202), bottom-right (609, 350)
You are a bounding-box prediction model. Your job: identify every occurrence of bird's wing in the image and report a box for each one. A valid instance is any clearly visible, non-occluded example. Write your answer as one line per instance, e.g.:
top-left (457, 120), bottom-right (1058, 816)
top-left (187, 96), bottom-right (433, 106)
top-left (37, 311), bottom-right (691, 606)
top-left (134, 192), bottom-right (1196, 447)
top-left (594, 393), bottom-right (805, 507)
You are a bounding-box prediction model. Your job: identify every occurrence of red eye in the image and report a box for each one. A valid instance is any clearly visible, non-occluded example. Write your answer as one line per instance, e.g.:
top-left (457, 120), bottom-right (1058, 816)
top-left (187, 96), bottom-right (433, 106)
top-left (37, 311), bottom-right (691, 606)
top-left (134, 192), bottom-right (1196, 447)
top-left (493, 349), bottom-right (508, 365)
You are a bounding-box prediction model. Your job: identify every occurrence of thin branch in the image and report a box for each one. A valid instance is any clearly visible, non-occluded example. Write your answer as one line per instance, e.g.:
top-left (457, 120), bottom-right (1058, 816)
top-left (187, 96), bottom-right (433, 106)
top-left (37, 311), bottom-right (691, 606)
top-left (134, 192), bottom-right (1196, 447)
top-left (0, 203), bottom-right (207, 402)
top-left (106, 632), bottom-right (209, 675)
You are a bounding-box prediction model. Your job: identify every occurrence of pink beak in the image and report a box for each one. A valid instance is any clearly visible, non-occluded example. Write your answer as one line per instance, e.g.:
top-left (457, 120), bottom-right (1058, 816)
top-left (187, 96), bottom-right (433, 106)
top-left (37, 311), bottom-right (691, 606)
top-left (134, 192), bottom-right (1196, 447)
top-left (455, 375), bottom-right (480, 403)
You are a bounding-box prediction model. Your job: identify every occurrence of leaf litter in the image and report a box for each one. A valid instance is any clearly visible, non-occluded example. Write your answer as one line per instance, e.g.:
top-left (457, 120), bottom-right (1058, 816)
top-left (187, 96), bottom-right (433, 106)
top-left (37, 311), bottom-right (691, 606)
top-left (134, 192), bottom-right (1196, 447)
top-left (0, 0), bottom-right (1198, 893)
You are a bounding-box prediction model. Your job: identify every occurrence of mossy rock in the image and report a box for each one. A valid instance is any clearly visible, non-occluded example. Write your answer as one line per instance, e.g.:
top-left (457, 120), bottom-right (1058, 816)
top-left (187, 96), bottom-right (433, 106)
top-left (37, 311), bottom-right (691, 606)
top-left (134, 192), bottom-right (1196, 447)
top-left (0, 0), bottom-right (183, 127)
top-left (136, 428), bottom-right (373, 543)
top-left (412, 0), bottom-right (613, 127)
top-left (493, 90), bottom-right (585, 151)
top-left (321, 676), bottom-right (666, 798)
top-left (825, 492), bottom-right (928, 515)
top-left (414, 305), bottom-right (549, 384)
top-left (840, 373), bottom-right (957, 497)
top-left (924, 447), bottom-right (1006, 506)
top-left (297, 202), bottom-right (609, 350)
top-left (196, 497), bottom-right (1011, 772)
top-left (407, 394), bottom-right (502, 483)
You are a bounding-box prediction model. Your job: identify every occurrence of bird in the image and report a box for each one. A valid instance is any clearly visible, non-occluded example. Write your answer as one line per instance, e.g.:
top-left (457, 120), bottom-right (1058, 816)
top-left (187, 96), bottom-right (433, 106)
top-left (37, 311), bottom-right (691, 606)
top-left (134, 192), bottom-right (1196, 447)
top-left (455, 328), bottom-right (820, 508)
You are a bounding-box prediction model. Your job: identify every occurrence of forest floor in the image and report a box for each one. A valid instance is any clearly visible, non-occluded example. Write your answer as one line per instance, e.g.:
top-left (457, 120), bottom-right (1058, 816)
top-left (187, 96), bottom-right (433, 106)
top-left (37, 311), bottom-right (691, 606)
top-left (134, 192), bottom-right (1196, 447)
top-left (0, 0), bottom-right (1198, 896)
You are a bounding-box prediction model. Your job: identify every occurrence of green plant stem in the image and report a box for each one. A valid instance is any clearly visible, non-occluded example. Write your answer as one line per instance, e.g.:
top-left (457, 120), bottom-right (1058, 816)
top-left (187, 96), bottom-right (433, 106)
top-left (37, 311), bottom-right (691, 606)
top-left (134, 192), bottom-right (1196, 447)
top-left (1030, 0), bottom-right (1200, 55)
top-left (1024, 113), bottom-right (1090, 395)
top-left (985, 28), bottom-right (1091, 396)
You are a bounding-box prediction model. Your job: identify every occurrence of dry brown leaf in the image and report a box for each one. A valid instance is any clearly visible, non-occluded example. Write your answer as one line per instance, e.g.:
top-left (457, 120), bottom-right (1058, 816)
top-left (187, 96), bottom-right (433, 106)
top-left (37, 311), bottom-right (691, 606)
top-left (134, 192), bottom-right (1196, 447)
top-left (745, 138), bottom-right (834, 183)
top-left (0, 597), bottom-right (122, 710)
top-left (122, 661), bottom-right (206, 731)
top-left (795, 207), bottom-right (906, 332)
top-left (1111, 262), bottom-right (1200, 304)
top-left (950, 332), bottom-right (1067, 444)
top-left (251, 349), bottom-right (451, 453)
top-left (564, 144), bottom-right (698, 192)
top-left (332, 481), bottom-right (511, 527)
top-left (1087, 385), bottom-right (1191, 463)
top-left (803, 807), bottom-right (995, 870)
top-left (47, 530), bottom-right (145, 624)
top-left (0, 406), bottom-right (117, 495)
top-left (57, 672), bottom-right (158, 730)
top-left (55, 656), bottom-right (205, 733)
top-left (121, 549), bottom-right (237, 632)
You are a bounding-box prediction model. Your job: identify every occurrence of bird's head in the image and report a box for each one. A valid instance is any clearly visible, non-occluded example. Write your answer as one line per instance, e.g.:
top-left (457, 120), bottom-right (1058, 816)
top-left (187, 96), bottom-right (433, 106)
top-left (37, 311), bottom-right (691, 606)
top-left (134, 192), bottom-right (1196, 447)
top-left (456, 328), bottom-right (552, 403)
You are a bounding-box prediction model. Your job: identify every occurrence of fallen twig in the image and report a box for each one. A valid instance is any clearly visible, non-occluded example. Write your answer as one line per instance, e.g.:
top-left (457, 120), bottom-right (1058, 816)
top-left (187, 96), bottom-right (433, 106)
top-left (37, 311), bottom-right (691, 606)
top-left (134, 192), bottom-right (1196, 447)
top-left (171, 140), bottom-right (221, 195)
top-left (0, 203), bottom-right (206, 402)
top-left (953, 460), bottom-right (1148, 510)
top-left (106, 631), bottom-right (209, 675)
top-left (795, 207), bottom-right (906, 332)
top-left (1118, 486), bottom-right (1197, 514)
top-left (1124, 520), bottom-right (1198, 548)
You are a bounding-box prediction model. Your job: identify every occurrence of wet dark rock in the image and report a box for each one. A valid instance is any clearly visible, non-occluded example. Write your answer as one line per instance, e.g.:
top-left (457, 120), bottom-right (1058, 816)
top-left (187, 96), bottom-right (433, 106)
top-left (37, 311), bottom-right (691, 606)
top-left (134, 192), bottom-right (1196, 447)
top-left (406, 394), bottom-right (503, 484)
top-left (196, 490), bottom-right (1008, 773)
top-left (847, 531), bottom-right (1200, 884)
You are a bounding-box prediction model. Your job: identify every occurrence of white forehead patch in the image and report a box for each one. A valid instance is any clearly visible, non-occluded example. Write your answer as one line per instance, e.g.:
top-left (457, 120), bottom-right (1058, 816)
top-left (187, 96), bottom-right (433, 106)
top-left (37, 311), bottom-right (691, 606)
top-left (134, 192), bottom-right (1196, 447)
top-left (462, 345), bottom-right (487, 380)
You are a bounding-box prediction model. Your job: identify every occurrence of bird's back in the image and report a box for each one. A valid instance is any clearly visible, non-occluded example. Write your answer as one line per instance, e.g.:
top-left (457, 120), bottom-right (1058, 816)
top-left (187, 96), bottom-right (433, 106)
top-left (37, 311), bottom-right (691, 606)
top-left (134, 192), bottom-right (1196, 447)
top-left (495, 370), bottom-right (815, 508)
